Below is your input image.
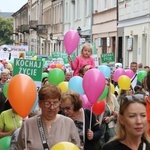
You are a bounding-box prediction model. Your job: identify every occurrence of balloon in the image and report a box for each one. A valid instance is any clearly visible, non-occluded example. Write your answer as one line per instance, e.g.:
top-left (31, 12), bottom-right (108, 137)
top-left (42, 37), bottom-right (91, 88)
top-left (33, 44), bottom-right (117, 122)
top-left (7, 62), bottom-right (13, 69)
top-left (0, 136), bottom-right (12, 150)
top-left (113, 68), bottom-right (126, 82)
top-left (92, 100), bottom-right (106, 115)
top-left (1, 60), bottom-right (7, 65)
top-left (32, 55), bottom-right (37, 60)
top-left (125, 69), bottom-right (134, 78)
top-left (64, 30), bottom-right (80, 55)
top-left (48, 68), bottom-right (65, 85)
top-left (118, 75), bottom-right (131, 90)
top-left (98, 86), bottom-right (109, 100)
top-left (3, 83), bottom-right (9, 98)
top-left (83, 69), bottom-right (105, 104)
top-left (49, 64), bottom-right (56, 69)
top-left (80, 94), bottom-right (91, 110)
top-left (42, 72), bottom-right (49, 80)
top-left (137, 70), bottom-right (147, 83)
top-left (51, 142), bottom-right (80, 150)
top-left (56, 63), bottom-right (63, 69)
top-left (8, 74), bottom-right (37, 118)
top-left (43, 61), bottom-right (48, 68)
top-left (8, 58), bottom-right (14, 65)
top-left (110, 83), bottom-right (115, 94)
top-left (98, 65), bottom-right (111, 78)
top-left (0, 63), bottom-right (4, 71)
top-left (68, 76), bottom-right (84, 94)
top-left (58, 81), bottom-right (68, 92)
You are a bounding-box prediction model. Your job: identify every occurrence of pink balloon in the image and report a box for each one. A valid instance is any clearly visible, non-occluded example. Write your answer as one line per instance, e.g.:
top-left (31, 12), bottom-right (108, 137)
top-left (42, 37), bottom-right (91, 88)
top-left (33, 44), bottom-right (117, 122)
top-left (113, 68), bottom-right (126, 82)
top-left (80, 94), bottom-right (91, 110)
top-left (64, 30), bottom-right (80, 55)
top-left (83, 69), bottom-right (105, 104)
top-left (125, 69), bottom-right (134, 78)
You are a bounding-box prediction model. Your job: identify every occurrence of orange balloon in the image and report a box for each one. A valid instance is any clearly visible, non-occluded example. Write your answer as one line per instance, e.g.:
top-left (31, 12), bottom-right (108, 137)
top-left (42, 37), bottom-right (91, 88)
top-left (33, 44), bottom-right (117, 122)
top-left (56, 63), bottom-right (63, 69)
top-left (8, 74), bottom-right (37, 118)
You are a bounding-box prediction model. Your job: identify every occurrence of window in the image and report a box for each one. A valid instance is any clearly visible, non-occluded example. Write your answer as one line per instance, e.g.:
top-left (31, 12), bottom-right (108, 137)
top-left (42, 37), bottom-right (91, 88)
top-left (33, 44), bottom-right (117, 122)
top-left (77, 0), bottom-right (80, 19)
top-left (102, 0), bottom-right (108, 10)
top-left (102, 38), bottom-right (107, 53)
top-left (65, 2), bottom-right (69, 22)
top-left (84, 0), bottom-right (91, 16)
top-left (54, 4), bottom-right (60, 24)
top-left (111, 0), bottom-right (117, 7)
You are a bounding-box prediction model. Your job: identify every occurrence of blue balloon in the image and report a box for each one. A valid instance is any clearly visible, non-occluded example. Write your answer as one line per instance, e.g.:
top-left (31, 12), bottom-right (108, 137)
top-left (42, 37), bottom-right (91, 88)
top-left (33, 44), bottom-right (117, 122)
top-left (68, 76), bottom-right (84, 94)
top-left (98, 65), bottom-right (111, 78)
top-left (8, 58), bottom-right (14, 65)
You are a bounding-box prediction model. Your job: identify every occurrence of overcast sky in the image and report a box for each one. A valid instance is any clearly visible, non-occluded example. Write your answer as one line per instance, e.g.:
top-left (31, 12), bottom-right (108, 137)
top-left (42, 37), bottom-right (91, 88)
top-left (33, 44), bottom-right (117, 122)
top-left (0, 0), bottom-right (28, 13)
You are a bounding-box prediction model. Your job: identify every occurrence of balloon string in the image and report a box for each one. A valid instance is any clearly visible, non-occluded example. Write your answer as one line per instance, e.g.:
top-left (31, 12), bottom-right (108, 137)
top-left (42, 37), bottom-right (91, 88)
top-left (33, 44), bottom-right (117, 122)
top-left (89, 105), bottom-right (93, 130)
top-left (23, 118), bottom-right (27, 149)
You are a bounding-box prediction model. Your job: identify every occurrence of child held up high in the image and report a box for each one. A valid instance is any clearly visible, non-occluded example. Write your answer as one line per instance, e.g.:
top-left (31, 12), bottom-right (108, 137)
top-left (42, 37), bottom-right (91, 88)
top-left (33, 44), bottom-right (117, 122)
top-left (68, 43), bottom-right (95, 76)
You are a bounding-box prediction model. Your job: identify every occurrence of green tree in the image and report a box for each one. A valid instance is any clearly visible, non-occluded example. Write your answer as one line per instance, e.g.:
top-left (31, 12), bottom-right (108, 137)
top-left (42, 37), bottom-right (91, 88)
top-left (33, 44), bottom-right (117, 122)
top-left (0, 17), bottom-right (13, 45)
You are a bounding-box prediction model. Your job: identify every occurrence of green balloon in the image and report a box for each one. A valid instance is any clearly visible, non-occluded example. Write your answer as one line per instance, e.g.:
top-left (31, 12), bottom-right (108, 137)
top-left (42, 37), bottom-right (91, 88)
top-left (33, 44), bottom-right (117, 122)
top-left (3, 83), bottom-right (9, 98)
top-left (0, 136), bottom-right (12, 150)
top-left (98, 86), bottom-right (109, 100)
top-left (48, 68), bottom-right (65, 85)
top-left (137, 71), bottom-right (147, 83)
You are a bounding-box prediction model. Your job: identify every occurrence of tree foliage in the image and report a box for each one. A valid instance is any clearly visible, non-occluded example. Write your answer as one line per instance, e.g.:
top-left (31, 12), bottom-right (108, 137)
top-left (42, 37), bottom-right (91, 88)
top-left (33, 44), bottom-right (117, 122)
top-left (0, 17), bottom-right (14, 46)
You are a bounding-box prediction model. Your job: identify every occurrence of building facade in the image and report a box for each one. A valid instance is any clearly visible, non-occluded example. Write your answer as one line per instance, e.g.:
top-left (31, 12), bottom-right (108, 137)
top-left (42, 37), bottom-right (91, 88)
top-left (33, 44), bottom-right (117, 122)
top-left (93, 0), bottom-right (117, 64)
top-left (118, 0), bottom-right (150, 67)
top-left (12, 0), bottom-right (150, 66)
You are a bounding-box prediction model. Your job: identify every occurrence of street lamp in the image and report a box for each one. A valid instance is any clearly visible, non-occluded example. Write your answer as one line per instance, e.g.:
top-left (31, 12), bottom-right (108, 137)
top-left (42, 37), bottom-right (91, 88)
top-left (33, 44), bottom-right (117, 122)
top-left (76, 26), bottom-right (90, 42)
top-left (77, 26), bottom-right (81, 37)
top-left (49, 33), bottom-right (61, 51)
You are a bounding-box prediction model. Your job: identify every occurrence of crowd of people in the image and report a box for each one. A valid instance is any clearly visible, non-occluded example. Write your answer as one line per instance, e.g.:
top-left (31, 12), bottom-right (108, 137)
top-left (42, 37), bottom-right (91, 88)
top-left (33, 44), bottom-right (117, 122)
top-left (0, 42), bottom-right (150, 150)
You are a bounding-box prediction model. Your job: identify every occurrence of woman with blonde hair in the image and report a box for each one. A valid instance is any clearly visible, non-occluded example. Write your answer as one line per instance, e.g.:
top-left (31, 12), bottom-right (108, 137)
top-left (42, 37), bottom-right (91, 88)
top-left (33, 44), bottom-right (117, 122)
top-left (102, 94), bottom-right (150, 150)
top-left (99, 78), bottom-right (119, 146)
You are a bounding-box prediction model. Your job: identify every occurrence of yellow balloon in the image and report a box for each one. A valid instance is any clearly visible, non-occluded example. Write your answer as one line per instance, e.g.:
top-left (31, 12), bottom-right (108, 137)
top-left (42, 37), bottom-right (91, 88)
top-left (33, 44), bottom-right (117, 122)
top-left (118, 75), bottom-right (131, 90)
top-left (110, 83), bottom-right (115, 94)
top-left (57, 81), bottom-right (68, 92)
top-left (50, 142), bottom-right (80, 150)
top-left (7, 63), bottom-right (13, 69)
top-left (32, 56), bottom-right (37, 60)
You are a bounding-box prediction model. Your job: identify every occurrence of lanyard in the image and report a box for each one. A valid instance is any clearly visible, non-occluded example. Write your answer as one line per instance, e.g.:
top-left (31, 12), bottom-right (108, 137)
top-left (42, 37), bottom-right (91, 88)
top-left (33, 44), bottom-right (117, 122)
top-left (37, 115), bottom-right (49, 150)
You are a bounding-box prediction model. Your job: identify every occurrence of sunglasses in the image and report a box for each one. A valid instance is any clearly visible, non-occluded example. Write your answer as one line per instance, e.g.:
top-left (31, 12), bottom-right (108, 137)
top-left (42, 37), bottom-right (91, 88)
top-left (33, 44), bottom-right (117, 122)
top-left (60, 103), bottom-right (74, 111)
top-left (120, 94), bottom-right (145, 114)
top-left (125, 94), bottom-right (144, 101)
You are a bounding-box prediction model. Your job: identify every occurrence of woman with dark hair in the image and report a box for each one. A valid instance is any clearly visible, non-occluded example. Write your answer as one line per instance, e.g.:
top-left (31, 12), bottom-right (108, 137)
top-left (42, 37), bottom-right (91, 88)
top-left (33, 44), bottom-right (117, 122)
top-left (102, 94), bottom-right (150, 150)
top-left (61, 90), bottom-right (101, 150)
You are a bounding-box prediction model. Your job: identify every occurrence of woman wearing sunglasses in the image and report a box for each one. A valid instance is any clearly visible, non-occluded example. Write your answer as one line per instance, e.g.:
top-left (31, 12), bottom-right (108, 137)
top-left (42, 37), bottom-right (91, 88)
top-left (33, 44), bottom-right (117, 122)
top-left (102, 94), bottom-right (150, 150)
top-left (61, 90), bottom-right (101, 150)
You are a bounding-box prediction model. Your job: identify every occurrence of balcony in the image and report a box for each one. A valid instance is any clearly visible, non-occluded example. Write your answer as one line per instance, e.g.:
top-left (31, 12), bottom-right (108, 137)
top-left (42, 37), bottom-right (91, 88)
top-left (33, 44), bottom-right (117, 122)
top-left (37, 25), bottom-right (48, 38)
top-left (21, 25), bottom-right (30, 33)
top-left (29, 20), bottom-right (38, 30)
top-left (17, 26), bottom-right (22, 32)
